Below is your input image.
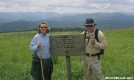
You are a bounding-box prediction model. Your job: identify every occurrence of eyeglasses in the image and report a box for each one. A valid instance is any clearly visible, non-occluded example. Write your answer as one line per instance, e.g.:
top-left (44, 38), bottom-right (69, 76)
top-left (40, 27), bottom-right (47, 28)
top-left (86, 25), bottom-right (94, 27)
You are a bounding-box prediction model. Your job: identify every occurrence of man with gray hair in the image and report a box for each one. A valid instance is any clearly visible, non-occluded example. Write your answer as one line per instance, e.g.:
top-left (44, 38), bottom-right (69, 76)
top-left (82, 18), bottom-right (107, 80)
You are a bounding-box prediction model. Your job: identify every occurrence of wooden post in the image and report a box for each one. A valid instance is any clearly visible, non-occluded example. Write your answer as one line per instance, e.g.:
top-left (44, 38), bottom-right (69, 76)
top-left (66, 56), bottom-right (72, 80)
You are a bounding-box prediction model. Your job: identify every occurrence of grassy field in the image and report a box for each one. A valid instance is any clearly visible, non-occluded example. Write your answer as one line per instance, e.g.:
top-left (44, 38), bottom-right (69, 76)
top-left (0, 28), bottom-right (134, 80)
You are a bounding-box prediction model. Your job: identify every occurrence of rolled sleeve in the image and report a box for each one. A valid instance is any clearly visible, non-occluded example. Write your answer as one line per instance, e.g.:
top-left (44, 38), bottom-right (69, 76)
top-left (30, 44), bottom-right (38, 52)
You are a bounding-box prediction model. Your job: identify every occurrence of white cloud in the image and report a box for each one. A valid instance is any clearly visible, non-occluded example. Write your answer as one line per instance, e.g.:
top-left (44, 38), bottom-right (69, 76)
top-left (0, 0), bottom-right (134, 13)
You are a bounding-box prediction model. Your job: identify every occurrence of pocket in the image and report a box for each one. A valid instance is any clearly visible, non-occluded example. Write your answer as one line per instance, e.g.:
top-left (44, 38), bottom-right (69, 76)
top-left (50, 59), bottom-right (53, 73)
top-left (93, 56), bottom-right (99, 64)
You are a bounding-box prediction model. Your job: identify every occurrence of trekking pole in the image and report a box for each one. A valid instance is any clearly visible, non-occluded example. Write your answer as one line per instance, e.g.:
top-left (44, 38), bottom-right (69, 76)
top-left (86, 41), bottom-right (92, 80)
top-left (39, 47), bottom-right (45, 80)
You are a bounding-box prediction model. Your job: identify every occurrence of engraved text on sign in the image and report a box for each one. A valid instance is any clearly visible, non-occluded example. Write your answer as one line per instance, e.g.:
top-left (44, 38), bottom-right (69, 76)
top-left (50, 35), bottom-right (84, 56)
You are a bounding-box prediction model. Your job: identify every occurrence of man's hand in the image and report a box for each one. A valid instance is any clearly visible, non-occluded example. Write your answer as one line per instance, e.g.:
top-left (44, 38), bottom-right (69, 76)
top-left (90, 37), bottom-right (95, 45)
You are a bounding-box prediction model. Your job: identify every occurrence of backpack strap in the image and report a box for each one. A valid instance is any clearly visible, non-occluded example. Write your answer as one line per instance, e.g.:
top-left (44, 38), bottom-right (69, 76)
top-left (95, 29), bottom-right (99, 42)
top-left (95, 29), bottom-right (104, 56)
top-left (94, 29), bottom-right (100, 59)
top-left (84, 30), bottom-right (87, 39)
top-left (84, 30), bottom-right (90, 45)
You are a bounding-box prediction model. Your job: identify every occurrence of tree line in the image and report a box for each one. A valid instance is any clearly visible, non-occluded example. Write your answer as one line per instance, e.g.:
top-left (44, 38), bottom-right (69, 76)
top-left (31, 27), bottom-right (85, 32)
top-left (0, 27), bottom-right (86, 33)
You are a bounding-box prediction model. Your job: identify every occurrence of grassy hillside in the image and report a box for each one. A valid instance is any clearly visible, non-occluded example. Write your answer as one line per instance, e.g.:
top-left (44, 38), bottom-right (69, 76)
top-left (0, 28), bottom-right (134, 80)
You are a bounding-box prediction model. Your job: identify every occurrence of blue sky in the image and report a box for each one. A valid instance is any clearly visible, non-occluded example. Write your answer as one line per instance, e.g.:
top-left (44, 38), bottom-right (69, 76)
top-left (0, 0), bottom-right (134, 13)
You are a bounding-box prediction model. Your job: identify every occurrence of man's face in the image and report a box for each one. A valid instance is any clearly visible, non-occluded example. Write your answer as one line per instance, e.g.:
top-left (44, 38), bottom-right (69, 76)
top-left (86, 25), bottom-right (95, 32)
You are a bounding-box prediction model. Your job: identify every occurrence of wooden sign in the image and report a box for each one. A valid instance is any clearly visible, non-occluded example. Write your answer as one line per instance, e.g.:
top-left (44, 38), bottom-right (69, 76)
top-left (50, 35), bottom-right (84, 56)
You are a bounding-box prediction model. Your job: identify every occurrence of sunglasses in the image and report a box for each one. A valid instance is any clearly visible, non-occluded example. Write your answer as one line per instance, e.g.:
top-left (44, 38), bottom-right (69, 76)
top-left (40, 27), bottom-right (47, 28)
top-left (86, 25), bottom-right (94, 27)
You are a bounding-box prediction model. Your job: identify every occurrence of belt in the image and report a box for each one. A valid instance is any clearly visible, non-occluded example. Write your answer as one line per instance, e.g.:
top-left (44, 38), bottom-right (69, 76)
top-left (85, 53), bottom-right (100, 60)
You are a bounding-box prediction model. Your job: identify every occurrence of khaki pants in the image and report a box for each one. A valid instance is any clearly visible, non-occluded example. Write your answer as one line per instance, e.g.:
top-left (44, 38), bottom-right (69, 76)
top-left (82, 55), bottom-right (105, 80)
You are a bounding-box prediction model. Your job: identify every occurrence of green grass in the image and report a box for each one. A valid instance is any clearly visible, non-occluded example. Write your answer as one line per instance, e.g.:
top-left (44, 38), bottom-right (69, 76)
top-left (0, 28), bottom-right (134, 80)
top-left (102, 28), bottom-right (134, 77)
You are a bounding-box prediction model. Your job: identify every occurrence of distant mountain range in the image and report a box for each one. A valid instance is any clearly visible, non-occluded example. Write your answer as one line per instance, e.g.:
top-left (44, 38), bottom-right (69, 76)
top-left (0, 12), bottom-right (134, 31)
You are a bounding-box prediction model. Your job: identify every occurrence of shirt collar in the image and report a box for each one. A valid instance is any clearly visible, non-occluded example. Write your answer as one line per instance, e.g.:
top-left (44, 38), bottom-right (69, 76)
top-left (39, 33), bottom-right (47, 36)
top-left (87, 28), bottom-right (96, 34)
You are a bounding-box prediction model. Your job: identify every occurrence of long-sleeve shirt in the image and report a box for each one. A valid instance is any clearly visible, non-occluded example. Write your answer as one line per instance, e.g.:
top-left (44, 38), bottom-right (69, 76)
top-left (85, 29), bottom-right (107, 54)
top-left (30, 33), bottom-right (50, 59)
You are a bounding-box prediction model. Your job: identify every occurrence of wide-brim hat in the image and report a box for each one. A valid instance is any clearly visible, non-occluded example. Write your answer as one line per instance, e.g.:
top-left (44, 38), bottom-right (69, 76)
top-left (83, 18), bottom-right (97, 26)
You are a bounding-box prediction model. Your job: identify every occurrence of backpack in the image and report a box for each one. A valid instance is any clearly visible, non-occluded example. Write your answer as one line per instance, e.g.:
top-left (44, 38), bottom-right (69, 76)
top-left (84, 29), bottom-right (104, 55)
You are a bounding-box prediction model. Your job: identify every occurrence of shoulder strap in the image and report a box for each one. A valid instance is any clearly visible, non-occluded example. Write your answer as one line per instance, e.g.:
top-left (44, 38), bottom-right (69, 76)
top-left (84, 30), bottom-right (90, 45)
top-left (95, 29), bottom-right (99, 42)
top-left (84, 30), bottom-right (87, 39)
top-left (95, 29), bottom-right (104, 55)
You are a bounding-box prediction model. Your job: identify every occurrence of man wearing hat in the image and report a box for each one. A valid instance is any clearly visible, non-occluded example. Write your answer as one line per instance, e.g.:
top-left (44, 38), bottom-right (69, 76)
top-left (82, 18), bottom-right (107, 80)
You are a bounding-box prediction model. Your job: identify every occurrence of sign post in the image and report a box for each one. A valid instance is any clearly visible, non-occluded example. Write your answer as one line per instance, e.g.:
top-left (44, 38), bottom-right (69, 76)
top-left (50, 35), bottom-right (84, 80)
top-left (66, 56), bottom-right (72, 80)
